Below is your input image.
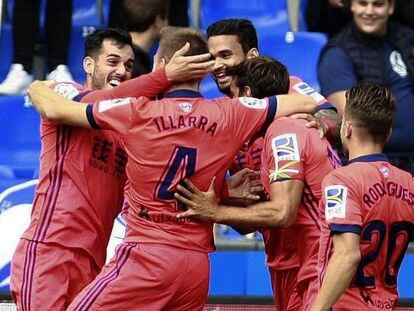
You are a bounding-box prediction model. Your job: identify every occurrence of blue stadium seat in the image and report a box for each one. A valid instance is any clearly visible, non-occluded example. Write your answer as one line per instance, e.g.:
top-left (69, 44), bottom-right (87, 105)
top-left (259, 31), bottom-right (327, 90)
top-left (0, 96), bottom-right (41, 178)
top-left (0, 24), bottom-right (13, 81)
top-left (198, 0), bottom-right (290, 35)
top-left (72, 0), bottom-right (107, 27)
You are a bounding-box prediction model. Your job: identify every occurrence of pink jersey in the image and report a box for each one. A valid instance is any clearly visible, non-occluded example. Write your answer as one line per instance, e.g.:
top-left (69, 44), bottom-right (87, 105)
top-left (22, 70), bottom-right (170, 268)
top-left (261, 117), bottom-right (341, 285)
top-left (88, 90), bottom-right (278, 252)
top-left (318, 153), bottom-right (414, 310)
top-left (229, 76), bottom-right (330, 174)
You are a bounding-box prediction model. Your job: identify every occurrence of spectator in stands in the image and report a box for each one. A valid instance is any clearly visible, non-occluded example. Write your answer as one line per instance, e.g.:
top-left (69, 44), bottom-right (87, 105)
top-left (122, 0), bottom-right (169, 78)
top-left (0, 0), bottom-right (73, 95)
top-left (318, 0), bottom-right (414, 171)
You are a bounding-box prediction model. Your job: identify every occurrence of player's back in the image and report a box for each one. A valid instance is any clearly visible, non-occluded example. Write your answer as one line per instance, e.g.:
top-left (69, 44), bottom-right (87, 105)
top-left (91, 90), bottom-right (277, 253)
top-left (319, 154), bottom-right (414, 310)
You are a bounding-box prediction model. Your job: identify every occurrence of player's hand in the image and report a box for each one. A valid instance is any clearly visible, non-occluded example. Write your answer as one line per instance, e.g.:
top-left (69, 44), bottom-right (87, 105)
top-left (175, 177), bottom-right (218, 222)
top-left (164, 42), bottom-right (215, 82)
top-left (227, 168), bottom-right (264, 201)
top-left (290, 113), bottom-right (328, 138)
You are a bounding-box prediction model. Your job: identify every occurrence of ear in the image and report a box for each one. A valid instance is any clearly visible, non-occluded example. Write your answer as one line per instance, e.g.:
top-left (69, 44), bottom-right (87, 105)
top-left (246, 48), bottom-right (259, 59)
top-left (83, 56), bottom-right (95, 75)
top-left (243, 86), bottom-right (252, 97)
top-left (388, 1), bottom-right (395, 15)
top-left (344, 121), bottom-right (352, 139)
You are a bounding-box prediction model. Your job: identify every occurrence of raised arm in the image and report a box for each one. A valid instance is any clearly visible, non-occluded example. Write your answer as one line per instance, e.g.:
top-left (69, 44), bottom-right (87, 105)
top-left (274, 94), bottom-right (318, 118)
top-left (82, 43), bottom-right (215, 102)
top-left (28, 81), bottom-right (91, 128)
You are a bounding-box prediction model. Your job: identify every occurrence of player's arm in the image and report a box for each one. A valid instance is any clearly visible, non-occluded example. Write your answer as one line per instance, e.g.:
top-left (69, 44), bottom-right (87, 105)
top-left (311, 232), bottom-right (361, 311)
top-left (82, 43), bottom-right (215, 102)
top-left (28, 81), bottom-right (91, 128)
top-left (175, 178), bottom-right (303, 229)
top-left (274, 94), bottom-right (318, 117)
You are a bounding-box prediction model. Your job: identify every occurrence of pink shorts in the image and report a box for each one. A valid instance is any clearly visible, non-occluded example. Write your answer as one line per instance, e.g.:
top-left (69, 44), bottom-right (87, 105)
top-left (68, 242), bottom-right (210, 311)
top-left (11, 238), bottom-right (100, 311)
top-left (269, 268), bottom-right (302, 311)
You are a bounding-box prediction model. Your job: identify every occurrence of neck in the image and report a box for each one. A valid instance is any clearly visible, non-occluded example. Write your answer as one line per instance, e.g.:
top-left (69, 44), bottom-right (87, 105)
top-left (130, 30), bottom-right (155, 52)
top-left (164, 81), bottom-right (200, 94)
top-left (347, 140), bottom-right (384, 162)
top-left (84, 76), bottom-right (93, 90)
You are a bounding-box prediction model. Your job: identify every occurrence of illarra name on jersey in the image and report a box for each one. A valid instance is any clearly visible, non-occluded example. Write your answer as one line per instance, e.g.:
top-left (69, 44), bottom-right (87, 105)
top-left (153, 114), bottom-right (218, 137)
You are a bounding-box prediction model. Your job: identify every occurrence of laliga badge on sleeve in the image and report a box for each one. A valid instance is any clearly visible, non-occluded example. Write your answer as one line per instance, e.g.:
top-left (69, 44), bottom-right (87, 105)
top-left (239, 97), bottom-right (267, 109)
top-left (325, 185), bottom-right (347, 220)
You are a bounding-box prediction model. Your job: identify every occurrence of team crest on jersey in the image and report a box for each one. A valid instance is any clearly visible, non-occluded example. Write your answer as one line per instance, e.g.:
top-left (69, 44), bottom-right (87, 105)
top-left (239, 97), bottom-right (267, 109)
top-left (53, 83), bottom-right (80, 100)
top-left (98, 98), bottom-right (132, 112)
top-left (178, 102), bottom-right (192, 113)
top-left (380, 166), bottom-right (389, 178)
top-left (325, 185), bottom-right (347, 220)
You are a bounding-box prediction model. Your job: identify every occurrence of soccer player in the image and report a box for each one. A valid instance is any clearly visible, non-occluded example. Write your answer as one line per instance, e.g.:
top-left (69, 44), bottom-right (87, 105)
top-left (174, 55), bottom-right (343, 310)
top-left (311, 84), bottom-right (413, 311)
top-left (27, 26), bottom-right (321, 310)
top-left (10, 28), bottom-right (214, 311)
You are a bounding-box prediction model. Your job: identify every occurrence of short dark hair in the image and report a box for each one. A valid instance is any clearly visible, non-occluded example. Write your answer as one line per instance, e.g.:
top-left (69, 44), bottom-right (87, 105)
top-left (123, 0), bottom-right (169, 33)
top-left (345, 83), bottom-right (396, 144)
top-left (158, 26), bottom-right (208, 63)
top-left (84, 28), bottom-right (133, 58)
top-left (228, 56), bottom-right (290, 98)
top-left (206, 18), bottom-right (258, 53)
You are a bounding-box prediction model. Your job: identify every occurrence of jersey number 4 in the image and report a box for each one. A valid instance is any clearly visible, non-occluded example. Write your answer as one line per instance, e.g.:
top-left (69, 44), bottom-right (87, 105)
top-left (156, 146), bottom-right (197, 210)
top-left (355, 220), bottom-right (414, 288)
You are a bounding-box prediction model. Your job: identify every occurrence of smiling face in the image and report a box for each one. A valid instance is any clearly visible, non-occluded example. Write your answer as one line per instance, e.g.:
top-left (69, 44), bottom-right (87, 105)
top-left (351, 0), bottom-right (394, 36)
top-left (86, 39), bottom-right (135, 90)
top-left (208, 35), bottom-right (248, 95)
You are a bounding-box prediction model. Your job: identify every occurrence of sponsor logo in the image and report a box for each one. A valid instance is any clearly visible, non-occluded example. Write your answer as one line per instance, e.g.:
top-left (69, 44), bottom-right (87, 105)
top-left (178, 102), bottom-right (192, 113)
top-left (325, 185), bottom-right (347, 220)
top-left (98, 98), bottom-right (132, 112)
top-left (239, 97), bottom-right (267, 109)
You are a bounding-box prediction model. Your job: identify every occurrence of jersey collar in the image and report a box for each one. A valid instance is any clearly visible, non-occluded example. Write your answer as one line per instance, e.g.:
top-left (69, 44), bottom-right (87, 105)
top-left (163, 90), bottom-right (204, 98)
top-left (348, 153), bottom-right (389, 164)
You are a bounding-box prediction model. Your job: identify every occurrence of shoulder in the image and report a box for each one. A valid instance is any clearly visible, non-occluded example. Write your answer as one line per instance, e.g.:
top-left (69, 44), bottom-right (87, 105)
top-left (323, 166), bottom-right (355, 187)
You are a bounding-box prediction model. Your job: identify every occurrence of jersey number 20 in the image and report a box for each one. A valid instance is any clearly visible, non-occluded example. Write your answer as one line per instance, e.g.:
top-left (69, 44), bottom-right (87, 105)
top-left (355, 220), bottom-right (413, 288)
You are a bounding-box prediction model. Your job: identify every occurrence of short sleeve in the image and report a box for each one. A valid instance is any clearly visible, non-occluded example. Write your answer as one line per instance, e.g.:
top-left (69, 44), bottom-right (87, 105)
top-left (87, 97), bottom-right (139, 136)
top-left (227, 96), bottom-right (277, 143)
top-left (318, 47), bottom-right (358, 96)
top-left (321, 172), bottom-right (362, 234)
top-left (263, 120), bottom-right (306, 183)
